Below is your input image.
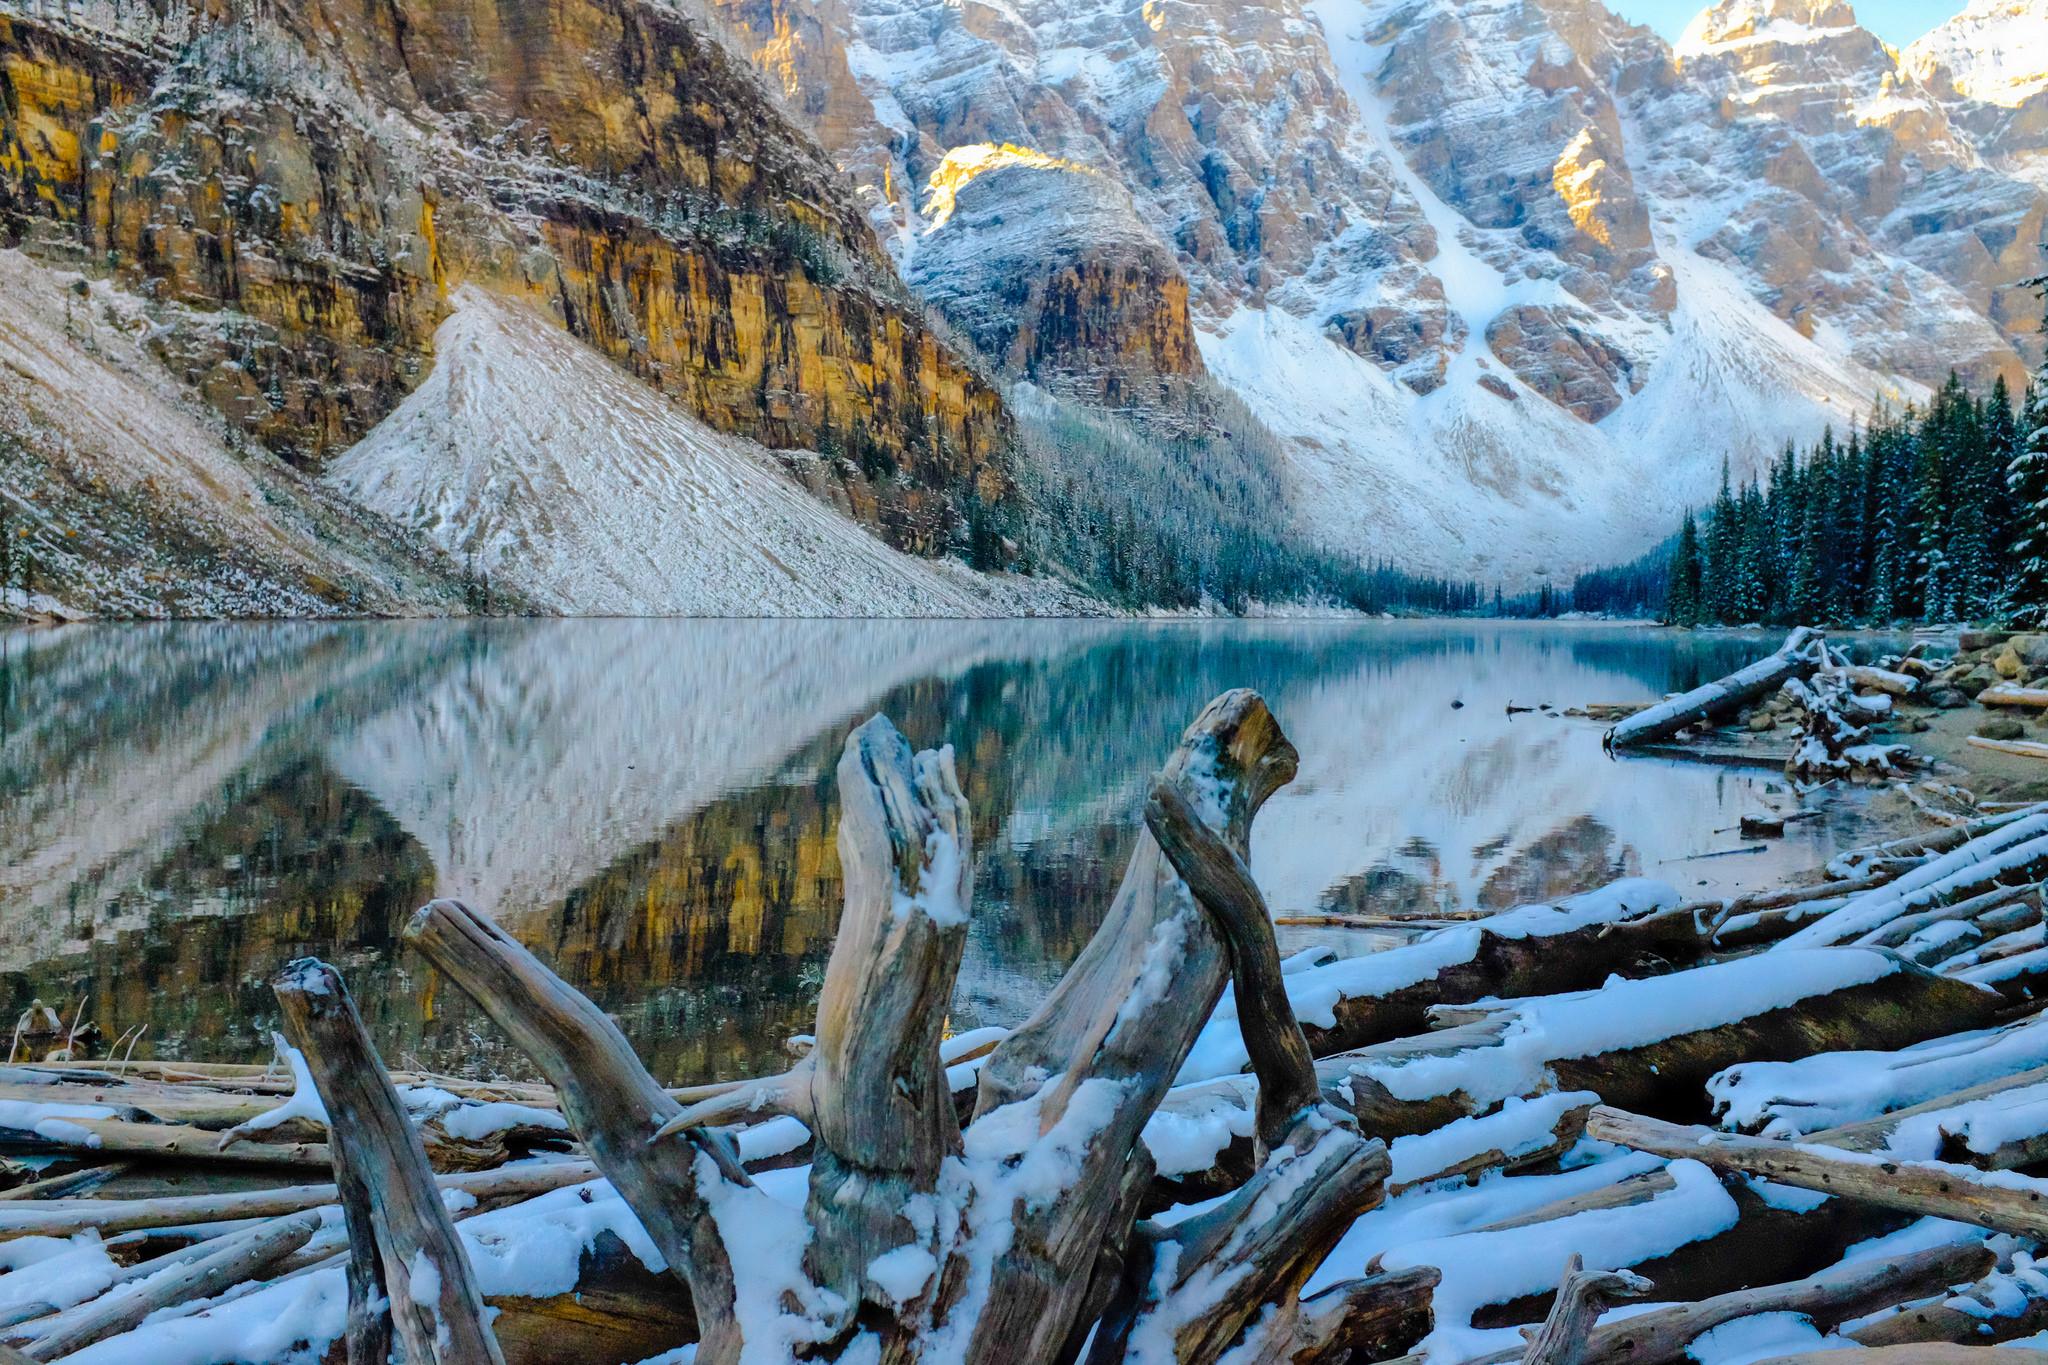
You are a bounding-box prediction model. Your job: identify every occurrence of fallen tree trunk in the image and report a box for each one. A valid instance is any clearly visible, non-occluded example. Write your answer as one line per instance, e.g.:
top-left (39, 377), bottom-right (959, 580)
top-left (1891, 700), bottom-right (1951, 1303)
top-left (0, 1114), bottom-right (328, 1167)
top-left (0, 1159), bottom-right (599, 1241)
top-left (1842, 665), bottom-right (1920, 698)
top-left (1708, 1013), bottom-right (2048, 1140)
top-left (12, 1211), bottom-right (317, 1360)
top-left (1977, 684), bottom-right (2048, 709)
top-left (1449, 1239), bottom-right (1994, 1365)
top-left (1826, 803), bottom-right (2048, 879)
top-left (1587, 1106), bottom-right (2048, 1238)
top-left (1179, 882), bottom-right (1699, 1081)
top-left (1324, 948), bottom-right (2011, 1136)
top-left (1606, 629), bottom-right (1824, 750)
top-left (1969, 736), bottom-right (2048, 762)
top-left (1805, 1065), bottom-right (2048, 1170)
top-left (1775, 812), bottom-right (2048, 949)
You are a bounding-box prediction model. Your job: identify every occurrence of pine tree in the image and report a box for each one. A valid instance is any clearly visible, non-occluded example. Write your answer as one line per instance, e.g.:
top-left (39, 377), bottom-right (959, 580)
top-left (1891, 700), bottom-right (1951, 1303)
top-left (2008, 373), bottom-right (2048, 627)
top-left (1704, 460), bottom-right (1739, 621)
top-left (1667, 513), bottom-right (1704, 627)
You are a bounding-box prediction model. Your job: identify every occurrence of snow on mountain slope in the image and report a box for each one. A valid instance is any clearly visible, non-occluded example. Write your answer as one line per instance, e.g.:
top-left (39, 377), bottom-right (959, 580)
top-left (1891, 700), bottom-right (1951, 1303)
top-left (1907, 0), bottom-right (2048, 107)
top-left (325, 288), bottom-right (1089, 618)
top-left (711, 0), bottom-right (2044, 583)
top-left (0, 249), bottom-right (468, 619)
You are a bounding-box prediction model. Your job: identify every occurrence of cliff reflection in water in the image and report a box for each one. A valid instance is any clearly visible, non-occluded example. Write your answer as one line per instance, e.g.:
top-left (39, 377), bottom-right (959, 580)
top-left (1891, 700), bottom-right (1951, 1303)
top-left (0, 620), bottom-right (1890, 1083)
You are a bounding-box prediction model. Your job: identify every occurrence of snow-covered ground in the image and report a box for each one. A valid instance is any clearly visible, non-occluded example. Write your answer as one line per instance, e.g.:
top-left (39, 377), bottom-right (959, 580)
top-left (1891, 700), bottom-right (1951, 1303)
top-left (326, 288), bottom-right (1090, 619)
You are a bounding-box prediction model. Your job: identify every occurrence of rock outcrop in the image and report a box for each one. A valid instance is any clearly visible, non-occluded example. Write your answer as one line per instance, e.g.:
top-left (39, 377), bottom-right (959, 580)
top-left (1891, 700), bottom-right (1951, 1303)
top-left (0, 0), bottom-right (1017, 563)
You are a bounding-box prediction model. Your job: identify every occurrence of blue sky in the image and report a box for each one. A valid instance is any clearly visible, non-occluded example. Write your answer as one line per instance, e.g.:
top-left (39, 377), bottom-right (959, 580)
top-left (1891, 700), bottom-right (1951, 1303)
top-left (1606, 1), bottom-right (1965, 47)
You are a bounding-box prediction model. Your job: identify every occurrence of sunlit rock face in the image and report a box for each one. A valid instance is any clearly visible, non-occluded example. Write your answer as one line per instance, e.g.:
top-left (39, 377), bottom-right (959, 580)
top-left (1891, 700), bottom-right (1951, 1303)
top-left (705, 0), bottom-right (2043, 582)
top-left (0, 0), bottom-right (1015, 557)
top-left (906, 157), bottom-right (1203, 408)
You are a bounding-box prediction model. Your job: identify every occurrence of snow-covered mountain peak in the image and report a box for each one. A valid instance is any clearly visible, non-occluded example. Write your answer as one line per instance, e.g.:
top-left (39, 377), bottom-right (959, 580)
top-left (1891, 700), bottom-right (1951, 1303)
top-left (694, 0), bottom-right (2042, 583)
top-left (1906, 0), bottom-right (2048, 107)
top-left (1677, 0), bottom-right (1863, 55)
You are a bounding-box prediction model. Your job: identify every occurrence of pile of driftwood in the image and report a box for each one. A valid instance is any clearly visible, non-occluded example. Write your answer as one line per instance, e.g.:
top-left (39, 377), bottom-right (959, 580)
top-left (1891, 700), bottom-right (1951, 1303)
top-left (1604, 628), bottom-right (1925, 782)
top-left (6, 697), bottom-right (2048, 1362)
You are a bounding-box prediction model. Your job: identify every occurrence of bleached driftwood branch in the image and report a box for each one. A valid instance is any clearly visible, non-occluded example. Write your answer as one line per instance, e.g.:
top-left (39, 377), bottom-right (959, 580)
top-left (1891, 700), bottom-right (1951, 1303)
top-left (274, 959), bottom-right (503, 1365)
top-left (1606, 628), bottom-right (1824, 749)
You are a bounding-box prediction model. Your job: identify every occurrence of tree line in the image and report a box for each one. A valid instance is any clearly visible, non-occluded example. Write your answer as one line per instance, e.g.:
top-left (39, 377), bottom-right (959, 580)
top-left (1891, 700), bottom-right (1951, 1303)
top-left (1011, 383), bottom-right (1506, 615)
top-left (1580, 348), bottom-right (2048, 628)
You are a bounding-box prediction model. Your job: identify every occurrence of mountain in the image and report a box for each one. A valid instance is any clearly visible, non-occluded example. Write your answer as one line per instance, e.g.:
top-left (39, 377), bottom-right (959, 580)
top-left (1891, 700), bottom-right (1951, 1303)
top-left (1, 0), bottom-right (2045, 615)
top-left (711, 0), bottom-right (2048, 579)
top-left (0, 0), bottom-right (1059, 617)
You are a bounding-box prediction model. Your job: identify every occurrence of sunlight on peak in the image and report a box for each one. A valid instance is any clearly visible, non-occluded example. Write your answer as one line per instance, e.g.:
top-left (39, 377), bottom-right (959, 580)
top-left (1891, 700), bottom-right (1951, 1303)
top-left (920, 143), bottom-right (1100, 231)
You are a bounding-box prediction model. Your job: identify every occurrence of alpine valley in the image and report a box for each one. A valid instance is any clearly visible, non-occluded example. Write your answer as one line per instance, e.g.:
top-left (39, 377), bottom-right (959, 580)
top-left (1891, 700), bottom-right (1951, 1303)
top-left (2, 0), bottom-right (2044, 616)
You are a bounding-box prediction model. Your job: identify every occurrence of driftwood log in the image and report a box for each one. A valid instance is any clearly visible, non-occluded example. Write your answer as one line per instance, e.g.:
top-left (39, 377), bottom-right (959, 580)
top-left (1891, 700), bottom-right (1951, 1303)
top-left (1517, 1255), bottom-right (1649, 1364)
top-left (274, 959), bottom-right (503, 1365)
top-left (393, 697), bottom-right (1414, 1364)
top-left (1443, 1239), bottom-right (1995, 1365)
top-left (1606, 628), bottom-right (1824, 749)
top-left (1588, 1106), bottom-right (2048, 1238)
top-left (10, 1212), bottom-right (317, 1360)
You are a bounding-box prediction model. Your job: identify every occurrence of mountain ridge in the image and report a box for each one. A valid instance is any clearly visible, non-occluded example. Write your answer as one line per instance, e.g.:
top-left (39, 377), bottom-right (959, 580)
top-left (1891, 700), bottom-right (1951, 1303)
top-left (2, 0), bottom-right (2045, 615)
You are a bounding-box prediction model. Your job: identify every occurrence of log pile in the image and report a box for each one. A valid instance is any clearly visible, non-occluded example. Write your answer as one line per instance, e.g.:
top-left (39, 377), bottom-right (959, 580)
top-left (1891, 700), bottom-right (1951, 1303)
top-left (1604, 627), bottom-right (1924, 782)
top-left (3, 695), bottom-right (2048, 1362)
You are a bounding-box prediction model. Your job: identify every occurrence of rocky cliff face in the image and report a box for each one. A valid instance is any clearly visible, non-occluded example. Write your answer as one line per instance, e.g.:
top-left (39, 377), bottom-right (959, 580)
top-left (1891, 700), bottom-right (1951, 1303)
top-left (6, 0), bottom-right (2047, 604)
top-left (705, 0), bottom-right (2048, 581)
top-left (0, 0), bottom-right (1017, 573)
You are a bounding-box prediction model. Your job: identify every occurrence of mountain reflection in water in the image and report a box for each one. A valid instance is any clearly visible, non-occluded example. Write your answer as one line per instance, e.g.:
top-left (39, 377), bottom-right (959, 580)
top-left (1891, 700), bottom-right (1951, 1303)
top-left (0, 620), bottom-right (1897, 1084)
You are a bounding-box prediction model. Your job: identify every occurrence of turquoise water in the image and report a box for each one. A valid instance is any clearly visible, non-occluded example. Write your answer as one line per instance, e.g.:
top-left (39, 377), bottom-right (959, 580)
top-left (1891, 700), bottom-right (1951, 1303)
top-left (0, 619), bottom-right (1894, 1083)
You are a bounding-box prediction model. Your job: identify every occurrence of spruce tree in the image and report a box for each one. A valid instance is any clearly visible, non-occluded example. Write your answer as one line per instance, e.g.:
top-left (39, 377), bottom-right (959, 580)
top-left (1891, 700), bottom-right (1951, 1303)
top-left (1667, 513), bottom-right (1704, 627)
top-left (2008, 374), bottom-right (2048, 627)
top-left (1705, 460), bottom-right (1738, 622)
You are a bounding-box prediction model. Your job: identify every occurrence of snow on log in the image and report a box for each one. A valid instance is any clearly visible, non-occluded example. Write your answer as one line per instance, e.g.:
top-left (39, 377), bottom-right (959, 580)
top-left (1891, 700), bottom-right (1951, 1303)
top-left (1587, 1107), bottom-right (2048, 1239)
top-left (958, 690), bottom-right (1304, 1365)
top-left (1828, 803), bottom-right (2048, 880)
top-left (0, 1160), bottom-right (601, 1241)
top-left (1773, 812), bottom-right (2048, 949)
top-left (1323, 948), bottom-right (2004, 1135)
top-left (1605, 629), bottom-right (1824, 750)
top-left (1782, 670), bottom-right (1912, 783)
top-left (1841, 666), bottom-right (1920, 698)
top-left (8, 1212), bottom-right (317, 1360)
top-left (1849, 1245), bottom-right (2048, 1350)
top-left (1177, 880), bottom-right (1690, 1084)
top-left (1709, 1015), bottom-right (2048, 1139)
top-left (1979, 684), bottom-right (2048, 708)
top-left (1448, 1239), bottom-right (1994, 1365)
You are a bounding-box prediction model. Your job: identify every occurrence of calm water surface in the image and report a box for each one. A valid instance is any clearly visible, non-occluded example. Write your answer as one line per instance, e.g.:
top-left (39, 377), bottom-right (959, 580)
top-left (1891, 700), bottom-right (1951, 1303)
top-left (0, 620), bottom-right (1900, 1084)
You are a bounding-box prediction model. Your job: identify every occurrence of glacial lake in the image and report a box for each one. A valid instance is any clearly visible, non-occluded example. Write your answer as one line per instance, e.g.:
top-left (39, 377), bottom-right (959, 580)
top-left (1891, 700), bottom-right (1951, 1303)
top-left (0, 620), bottom-right (1908, 1085)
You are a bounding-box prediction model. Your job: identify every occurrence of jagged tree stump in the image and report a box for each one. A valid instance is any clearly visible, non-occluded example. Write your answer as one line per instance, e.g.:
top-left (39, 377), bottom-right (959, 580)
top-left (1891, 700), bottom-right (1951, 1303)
top-left (394, 693), bottom-right (1413, 1364)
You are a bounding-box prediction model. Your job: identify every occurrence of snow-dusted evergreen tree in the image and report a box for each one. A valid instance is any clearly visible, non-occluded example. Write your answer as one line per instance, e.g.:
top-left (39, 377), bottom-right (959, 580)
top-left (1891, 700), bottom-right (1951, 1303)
top-left (1667, 513), bottom-right (1704, 627)
top-left (2008, 370), bottom-right (2048, 627)
top-left (1703, 461), bottom-right (1739, 620)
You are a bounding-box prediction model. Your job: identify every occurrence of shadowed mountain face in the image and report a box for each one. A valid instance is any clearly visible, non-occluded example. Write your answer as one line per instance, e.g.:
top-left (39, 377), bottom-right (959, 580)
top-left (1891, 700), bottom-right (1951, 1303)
top-left (1, 620), bottom-right (1900, 1083)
